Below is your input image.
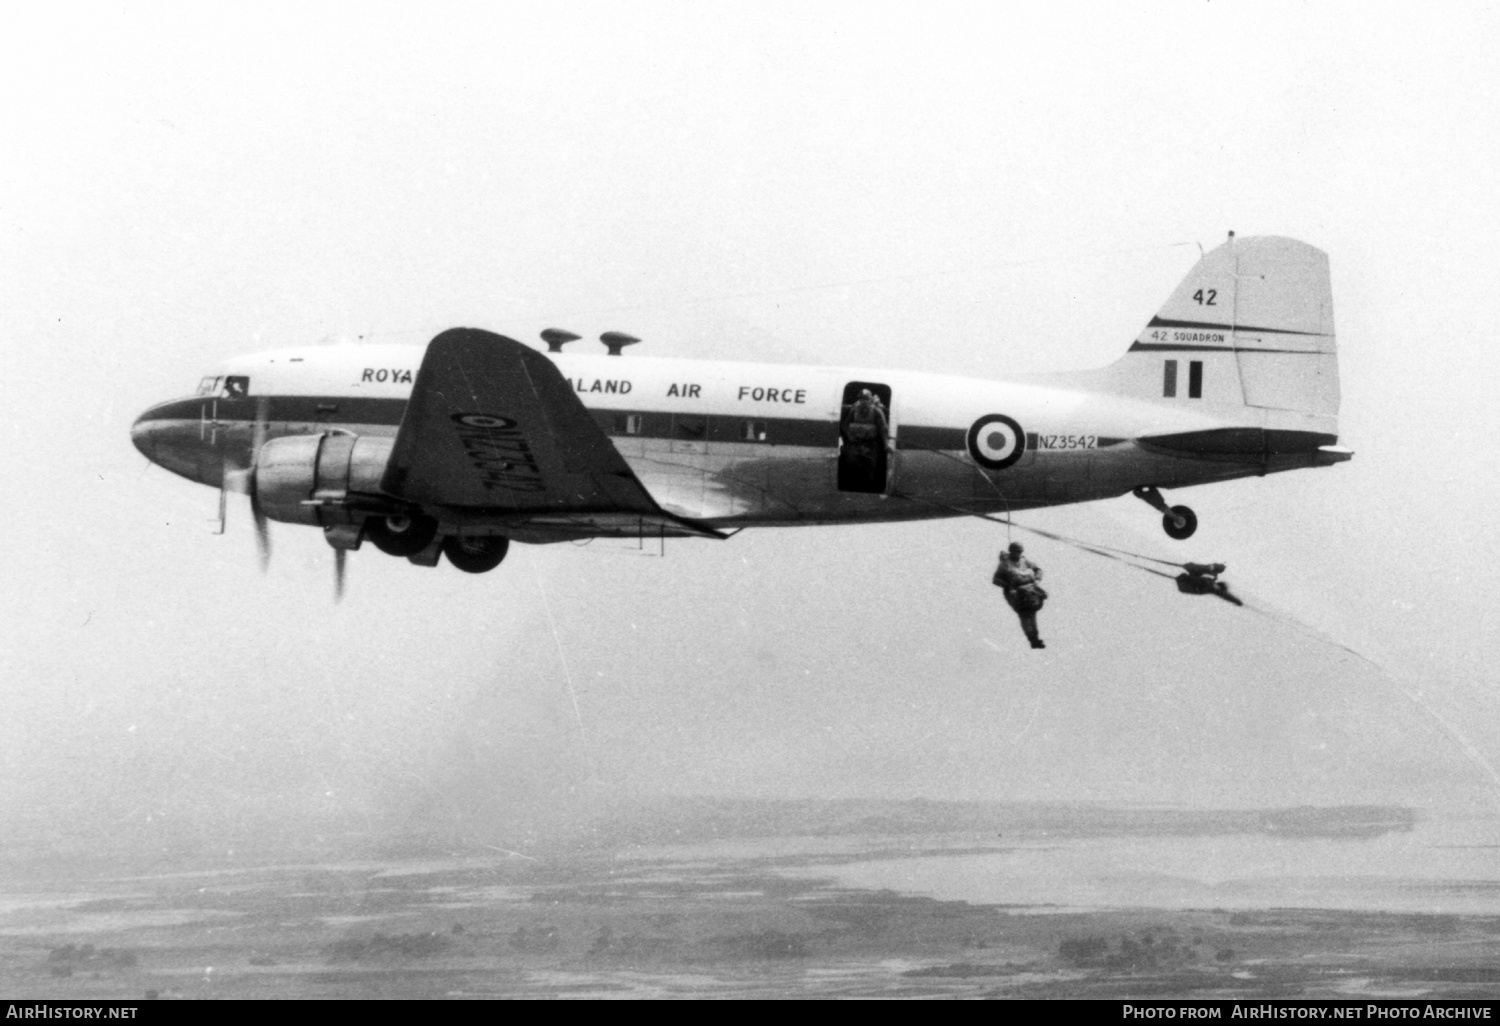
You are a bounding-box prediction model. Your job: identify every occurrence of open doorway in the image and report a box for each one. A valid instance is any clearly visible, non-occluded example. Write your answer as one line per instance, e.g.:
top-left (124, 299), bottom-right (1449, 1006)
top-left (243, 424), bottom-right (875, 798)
top-left (837, 381), bottom-right (892, 494)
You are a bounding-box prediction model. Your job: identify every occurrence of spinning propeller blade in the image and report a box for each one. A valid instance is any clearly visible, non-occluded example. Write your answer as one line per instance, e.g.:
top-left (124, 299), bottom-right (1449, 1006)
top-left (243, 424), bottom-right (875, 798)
top-left (249, 398), bottom-right (272, 572)
top-left (219, 397), bottom-right (273, 571)
top-left (250, 490), bottom-right (271, 573)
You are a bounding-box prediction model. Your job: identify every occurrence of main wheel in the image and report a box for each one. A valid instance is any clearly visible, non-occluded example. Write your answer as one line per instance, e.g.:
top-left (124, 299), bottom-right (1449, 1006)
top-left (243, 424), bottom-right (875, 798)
top-left (1162, 505), bottom-right (1198, 540)
top-left (442, 534), bottom-right (510, 574)
top-left (366, 513), bottom-right (438, 557)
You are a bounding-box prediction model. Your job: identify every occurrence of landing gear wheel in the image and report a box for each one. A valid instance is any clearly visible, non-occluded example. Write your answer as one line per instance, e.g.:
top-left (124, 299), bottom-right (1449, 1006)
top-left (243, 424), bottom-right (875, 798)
top-left (366, 514), bottom-right (438, 557)
top-left (442, 534), bottom-right (510, 574)
top-left (1162, 505), bottom-right (1198, 540)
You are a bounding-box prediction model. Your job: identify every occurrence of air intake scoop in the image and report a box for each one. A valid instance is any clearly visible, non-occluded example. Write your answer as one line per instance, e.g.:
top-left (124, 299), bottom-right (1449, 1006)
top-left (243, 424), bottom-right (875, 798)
top-left (601, 331), bottom-right (640, 356)
top-left (540, 328), bottom-right (581, 353)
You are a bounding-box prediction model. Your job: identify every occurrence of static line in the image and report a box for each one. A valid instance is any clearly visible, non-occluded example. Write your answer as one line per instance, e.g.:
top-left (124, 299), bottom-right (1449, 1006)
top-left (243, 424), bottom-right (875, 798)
top-left (529, 559), bottom-right (595, 780)
top-left (956, 494), bottom-right (1500, 802)
top-left (1237, 600), bottom-right (1500, 806)
top-left (896, 443), bottom-right (1013, 546)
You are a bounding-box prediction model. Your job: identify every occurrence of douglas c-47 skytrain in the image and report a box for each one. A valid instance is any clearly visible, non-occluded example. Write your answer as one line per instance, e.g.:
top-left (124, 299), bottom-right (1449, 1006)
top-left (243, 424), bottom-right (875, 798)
top-left (132, 234), bottom-right (1352, 588)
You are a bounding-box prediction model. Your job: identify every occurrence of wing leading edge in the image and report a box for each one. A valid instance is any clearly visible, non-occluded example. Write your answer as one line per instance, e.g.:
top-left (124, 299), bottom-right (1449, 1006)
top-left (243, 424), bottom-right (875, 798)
top-left (381, 328), bottom-right (725, 538)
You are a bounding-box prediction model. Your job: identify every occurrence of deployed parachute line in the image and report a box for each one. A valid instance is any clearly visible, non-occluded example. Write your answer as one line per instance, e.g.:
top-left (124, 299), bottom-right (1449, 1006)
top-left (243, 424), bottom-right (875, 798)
top-left (953, 504), bottom-right (1500, 804)
top-left (1234, 598), bottom-right (1500, 806)
top-left (909, 492), bottom-right (1194, 585)
top-left (898, 443), bottom-right (1017, 545)
top-left (898, 444), bottom-right (1199, 584)
top-left (1013, 521), bottom-right (1186, 581)
top-left (901, 450), bottom-right (1500, 805)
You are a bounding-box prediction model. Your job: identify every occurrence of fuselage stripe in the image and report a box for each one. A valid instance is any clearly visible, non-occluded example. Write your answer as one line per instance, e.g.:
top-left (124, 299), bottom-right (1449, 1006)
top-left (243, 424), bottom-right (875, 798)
top-left (135, 395), bottom-right (972, 450)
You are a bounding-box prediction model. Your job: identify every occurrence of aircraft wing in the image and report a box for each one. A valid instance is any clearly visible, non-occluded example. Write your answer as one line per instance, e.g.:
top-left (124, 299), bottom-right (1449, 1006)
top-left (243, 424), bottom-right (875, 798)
top-left (381, 328), bottom-right (698, 527)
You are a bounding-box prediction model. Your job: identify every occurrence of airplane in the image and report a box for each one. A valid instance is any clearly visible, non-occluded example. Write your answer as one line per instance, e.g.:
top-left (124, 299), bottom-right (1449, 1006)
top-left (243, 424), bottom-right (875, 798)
top-left (131, 233), bottom-right (1351, 587)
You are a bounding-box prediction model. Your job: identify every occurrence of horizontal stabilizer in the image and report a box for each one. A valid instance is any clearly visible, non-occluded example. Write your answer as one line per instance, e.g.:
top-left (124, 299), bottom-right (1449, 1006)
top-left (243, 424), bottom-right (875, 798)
top-left (1315, 444), bottom-right (1355, 465)
top-left (1138, 427), bottom-right (1338, 462)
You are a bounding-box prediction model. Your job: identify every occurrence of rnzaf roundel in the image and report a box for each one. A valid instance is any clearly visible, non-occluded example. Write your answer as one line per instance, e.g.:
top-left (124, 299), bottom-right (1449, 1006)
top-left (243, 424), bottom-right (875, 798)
top-left (967, 413), bottom-right (1026, 470)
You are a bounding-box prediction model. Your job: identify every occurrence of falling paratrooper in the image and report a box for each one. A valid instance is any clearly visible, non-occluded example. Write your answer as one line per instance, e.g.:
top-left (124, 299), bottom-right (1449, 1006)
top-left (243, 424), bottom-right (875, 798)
top-left (1174, 562), bottom-right (1243, 606)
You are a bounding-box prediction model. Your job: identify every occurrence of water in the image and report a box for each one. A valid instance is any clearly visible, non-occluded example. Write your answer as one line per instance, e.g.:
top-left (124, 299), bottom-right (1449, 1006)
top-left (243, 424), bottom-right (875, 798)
top-left (6, 805), bottom-right (1500, 998)
top-left (797, 812), bottom-right (1500, 915)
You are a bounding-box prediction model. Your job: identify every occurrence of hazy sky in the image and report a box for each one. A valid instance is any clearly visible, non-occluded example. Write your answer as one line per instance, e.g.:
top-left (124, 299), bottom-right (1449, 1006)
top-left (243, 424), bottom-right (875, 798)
top-left (3, 3), bottom-right (1498, 859)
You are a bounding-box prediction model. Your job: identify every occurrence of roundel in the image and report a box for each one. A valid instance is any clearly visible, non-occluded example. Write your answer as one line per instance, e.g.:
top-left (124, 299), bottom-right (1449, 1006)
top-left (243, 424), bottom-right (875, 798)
top-left (967, 413), bottom-right (1026, 470)
top-left (453, 413), bottom-right (519, 430)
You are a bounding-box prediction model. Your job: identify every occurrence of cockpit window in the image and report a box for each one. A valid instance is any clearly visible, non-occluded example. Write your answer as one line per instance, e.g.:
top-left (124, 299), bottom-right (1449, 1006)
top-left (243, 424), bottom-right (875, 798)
top-left (197, 375), bottom-right (250, 397)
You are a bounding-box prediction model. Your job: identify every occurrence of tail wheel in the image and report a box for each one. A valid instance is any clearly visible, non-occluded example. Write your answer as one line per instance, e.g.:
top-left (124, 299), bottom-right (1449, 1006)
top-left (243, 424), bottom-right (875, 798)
top-left (442, 534), bottom-right (510, 574)
top-left (1163, 505), bottom-right (1198, 540)
top-left (366, 513), bottom-right (439, 557)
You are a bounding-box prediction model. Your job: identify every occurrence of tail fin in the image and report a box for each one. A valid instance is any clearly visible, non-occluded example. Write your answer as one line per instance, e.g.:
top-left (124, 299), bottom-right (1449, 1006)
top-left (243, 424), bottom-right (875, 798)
top-left (1091, 235), bottom-right (1339, 432)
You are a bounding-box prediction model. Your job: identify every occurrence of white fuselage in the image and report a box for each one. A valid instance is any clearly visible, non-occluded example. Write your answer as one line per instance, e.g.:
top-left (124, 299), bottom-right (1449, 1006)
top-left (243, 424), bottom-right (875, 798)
top-left (132, 340), bottom-right (1293, 532)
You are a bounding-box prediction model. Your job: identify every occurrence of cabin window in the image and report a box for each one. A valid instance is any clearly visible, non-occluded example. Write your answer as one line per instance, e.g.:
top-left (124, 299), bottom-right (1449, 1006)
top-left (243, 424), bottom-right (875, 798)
top-left (1188, 361), bottom-right (1203, 399)
top-left (615, 413), bottom-right (643, 435)
top-left (742, 420), bottom-right (767, 442)
top-left (674, 414), bottom-right (707, 439)
top-left (1163, 360), bottom-right (1178, 398)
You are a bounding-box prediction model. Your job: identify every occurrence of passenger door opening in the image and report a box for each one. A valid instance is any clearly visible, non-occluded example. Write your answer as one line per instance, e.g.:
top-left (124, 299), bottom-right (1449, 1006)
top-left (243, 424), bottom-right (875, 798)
top-left (837, 381), bottom-right (893, 494)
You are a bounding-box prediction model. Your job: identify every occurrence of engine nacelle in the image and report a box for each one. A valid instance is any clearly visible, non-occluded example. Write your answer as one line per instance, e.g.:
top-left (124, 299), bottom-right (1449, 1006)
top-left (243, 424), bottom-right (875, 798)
top-left (255, 433), bottom-right (395, 526)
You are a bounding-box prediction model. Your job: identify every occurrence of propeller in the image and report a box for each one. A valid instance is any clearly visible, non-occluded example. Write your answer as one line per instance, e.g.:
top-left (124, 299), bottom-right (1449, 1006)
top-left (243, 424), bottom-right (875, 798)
top-left (248, 399), bottom-right (270, 570)
top-left (219, 397), bottom-right (272, 572)
top-left (249, 486), bottom-right (271, 572)
top-left (220, 395), bottom-right (349, 602)
top-left (323, 523), bottom-right (363, 604)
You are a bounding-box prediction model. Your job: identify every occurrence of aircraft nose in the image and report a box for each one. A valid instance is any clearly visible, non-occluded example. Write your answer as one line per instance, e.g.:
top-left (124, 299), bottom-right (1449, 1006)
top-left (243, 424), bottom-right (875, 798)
top-left (130, 398), bottom-right (223, 485)
top-left (130, 410), bottom-right (157, 461)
